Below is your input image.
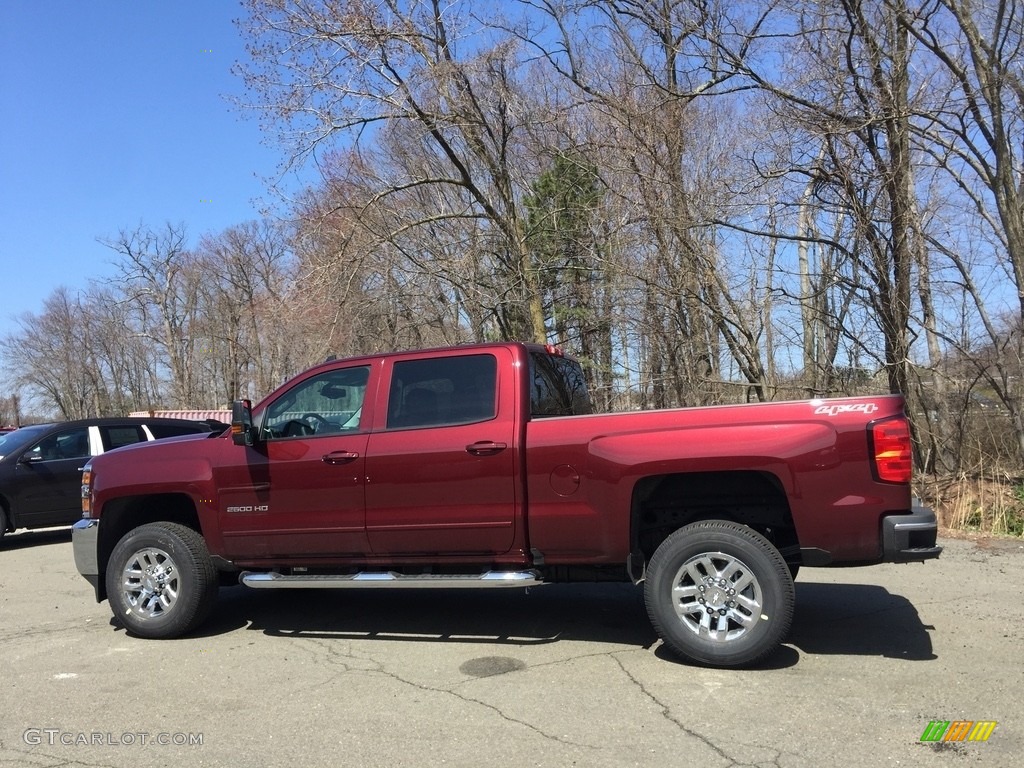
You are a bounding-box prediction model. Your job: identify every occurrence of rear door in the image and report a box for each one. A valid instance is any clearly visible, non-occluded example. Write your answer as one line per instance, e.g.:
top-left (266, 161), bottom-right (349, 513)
top-left (364, 349), bottom-right (519, 556)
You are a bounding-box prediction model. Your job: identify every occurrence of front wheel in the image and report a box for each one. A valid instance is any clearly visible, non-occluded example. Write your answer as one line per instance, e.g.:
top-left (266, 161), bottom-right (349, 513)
top-left (644, 521), bottom-right (795, 667)
top-left (105, 522), bottom-right (218, 639)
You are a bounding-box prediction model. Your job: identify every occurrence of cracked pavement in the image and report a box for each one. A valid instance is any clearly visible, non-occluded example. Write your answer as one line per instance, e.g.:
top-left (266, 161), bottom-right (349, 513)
top-left (1, 529), bottom-right (1021, 767)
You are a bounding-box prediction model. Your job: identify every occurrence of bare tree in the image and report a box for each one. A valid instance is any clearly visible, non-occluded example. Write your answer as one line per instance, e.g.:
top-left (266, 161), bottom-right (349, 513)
top-left (0, 395), bottom-right (22, 427)
top-left (521, 0), bottom-right (780, 404)
top-left (891, 0), bottom-right (1024, 463)
top-left (730, 1), bottom-right (924, 401)
top-left (896, 0), bottom-right (1024, 317)
top-left (100, 223), bottom-right (204, 408)
top-left (289, 147), bottom-right (470, 353)
top-left (193, 221), bottom-right (299, 402)
top-left (0, 287), bottom-right (161, 418)
top-left (237, 0), bottom-right (551, 341)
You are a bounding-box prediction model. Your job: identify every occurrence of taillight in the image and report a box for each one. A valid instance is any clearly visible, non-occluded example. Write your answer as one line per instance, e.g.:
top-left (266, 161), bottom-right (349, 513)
top-left (870, 416), bottom-right (912, 484)
top-left (81, 465), bottom-right (94, 518)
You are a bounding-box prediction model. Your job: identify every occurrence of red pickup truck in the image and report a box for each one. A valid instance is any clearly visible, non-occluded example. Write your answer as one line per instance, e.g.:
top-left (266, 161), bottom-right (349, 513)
top-left (73, 342), bottom-right (940, 667)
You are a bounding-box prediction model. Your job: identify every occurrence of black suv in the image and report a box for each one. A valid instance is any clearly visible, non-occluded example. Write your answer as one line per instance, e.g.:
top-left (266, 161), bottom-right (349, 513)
top-left (0, 418), bottom-right (223, 540)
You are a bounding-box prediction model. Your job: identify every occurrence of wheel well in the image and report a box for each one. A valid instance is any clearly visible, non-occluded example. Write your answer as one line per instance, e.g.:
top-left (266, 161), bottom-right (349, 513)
top-left (96, 494), bottom-right (202, 600)
top-left (0, 494), bottom-right (10, 533)
top-left (631, 471), bottom-right (799, 566)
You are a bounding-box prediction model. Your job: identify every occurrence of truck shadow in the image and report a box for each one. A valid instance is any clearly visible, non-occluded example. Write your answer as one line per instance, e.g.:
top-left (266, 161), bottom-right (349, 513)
top-left (785, 582), bottom-right (937, 661)
top-left (207, 582), bottom-right (656, 649)
top-left (199, 579), bottom-right (936, 665)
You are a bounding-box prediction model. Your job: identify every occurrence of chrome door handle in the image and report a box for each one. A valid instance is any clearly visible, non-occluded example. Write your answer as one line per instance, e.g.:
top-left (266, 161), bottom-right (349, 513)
top-left (466, 441), bottom-right (507, 456)
top-left (322, 451), bottom-right (359, 465)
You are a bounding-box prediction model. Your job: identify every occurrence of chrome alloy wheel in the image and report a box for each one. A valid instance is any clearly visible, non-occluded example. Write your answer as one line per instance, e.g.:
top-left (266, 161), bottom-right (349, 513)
top-left (670, 552), bottom-right (763, 643)
top-left (120, 546), bottom-right (179, 620)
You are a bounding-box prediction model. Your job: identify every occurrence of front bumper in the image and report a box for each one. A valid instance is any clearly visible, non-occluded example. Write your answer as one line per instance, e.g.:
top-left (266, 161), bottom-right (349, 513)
top-left (72, 518), bottom-right (103, 601)
top-left (882, 506), bottom-right (942, 562)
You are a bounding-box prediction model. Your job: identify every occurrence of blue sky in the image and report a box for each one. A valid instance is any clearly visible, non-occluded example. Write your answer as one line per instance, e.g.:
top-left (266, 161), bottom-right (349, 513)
top-left (0, 0), bottom-right (303, 341)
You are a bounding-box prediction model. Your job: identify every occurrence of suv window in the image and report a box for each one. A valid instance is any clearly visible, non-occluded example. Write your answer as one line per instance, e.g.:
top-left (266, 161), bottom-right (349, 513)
top-left (262, 366), bottom-right (370, 439)
top-left (387, 354), bottom-right (496, 430)
top-left (100, 425), bottom-right (146, 450)
top-left (0, 425), bottom-right (46, 460)
top-left (147, 423), bottom-right (206, 439)
top-left (30, 427), bottom-right (91, 461)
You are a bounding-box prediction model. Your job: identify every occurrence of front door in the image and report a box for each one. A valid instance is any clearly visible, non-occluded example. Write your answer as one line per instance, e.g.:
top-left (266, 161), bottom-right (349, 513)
top-left (15, 425), bottom-right (93, 527)
top-left (216, 364), bottom-right (373, 560)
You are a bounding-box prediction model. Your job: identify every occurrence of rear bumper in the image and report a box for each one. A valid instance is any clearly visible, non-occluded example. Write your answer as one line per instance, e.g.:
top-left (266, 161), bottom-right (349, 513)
top-left (72, 518), bottom-right (103, 601)
top-left (881, 506), bottom-right (942, 562)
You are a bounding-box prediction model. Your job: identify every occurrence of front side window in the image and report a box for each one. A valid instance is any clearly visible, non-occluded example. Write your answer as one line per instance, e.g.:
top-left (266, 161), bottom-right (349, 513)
top-left (387, 354), bottom-right (496, 430)
top-left (29, 427), bottom-right (91, 461)
top-left (262, 366), bottom-right (370, 440)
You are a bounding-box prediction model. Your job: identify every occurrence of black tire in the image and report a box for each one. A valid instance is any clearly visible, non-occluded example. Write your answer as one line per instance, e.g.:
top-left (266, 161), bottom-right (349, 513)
top-left (0, 505), bottom-right (7, 543)
top-left (105, 522), bottom-right (218, 639)
top-left (644, 520), bottom-right (795, 667)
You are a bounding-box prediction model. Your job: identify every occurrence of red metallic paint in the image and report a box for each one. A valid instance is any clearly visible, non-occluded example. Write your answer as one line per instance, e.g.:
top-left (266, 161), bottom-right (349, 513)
top-left (85, 342), bottom-right (915, 570)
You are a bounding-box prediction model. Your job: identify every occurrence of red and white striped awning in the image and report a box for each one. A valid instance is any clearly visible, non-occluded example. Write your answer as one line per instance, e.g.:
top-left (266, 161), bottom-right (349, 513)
top-left (129, 410), bottom-right (231, 422)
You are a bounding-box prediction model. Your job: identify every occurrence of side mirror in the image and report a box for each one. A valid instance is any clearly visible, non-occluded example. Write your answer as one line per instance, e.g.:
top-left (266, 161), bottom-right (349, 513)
top-left (231, 399), bottom-right (255, 446)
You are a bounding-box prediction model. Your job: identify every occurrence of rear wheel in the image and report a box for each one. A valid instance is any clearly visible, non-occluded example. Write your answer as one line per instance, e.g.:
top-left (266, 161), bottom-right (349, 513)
top-left (0, 505), bottom-right (8, 543)
top-left (106, 522), bottom-right (218, 639)
top-left (644, 520), bottom-right (795, 667)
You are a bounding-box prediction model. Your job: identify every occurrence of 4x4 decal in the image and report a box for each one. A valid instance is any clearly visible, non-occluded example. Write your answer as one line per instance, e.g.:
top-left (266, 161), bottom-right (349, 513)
top-left (813, 402), bottom-right (879, 417)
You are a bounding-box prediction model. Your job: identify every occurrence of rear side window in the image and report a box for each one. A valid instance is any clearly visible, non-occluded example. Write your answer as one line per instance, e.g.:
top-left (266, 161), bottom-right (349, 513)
top-left (100, 425), bottom-right (146, 450)
top-left (529, 351), bottom-right (592, 417)
top-left (387, 354), bottom-right (496, 429)
top-left (147, 423), bottom-right (205, 439)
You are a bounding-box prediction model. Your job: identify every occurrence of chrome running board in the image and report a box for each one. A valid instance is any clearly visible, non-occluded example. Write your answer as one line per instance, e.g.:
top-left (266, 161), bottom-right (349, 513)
top-left (240, 570), bottom-right (544, 589)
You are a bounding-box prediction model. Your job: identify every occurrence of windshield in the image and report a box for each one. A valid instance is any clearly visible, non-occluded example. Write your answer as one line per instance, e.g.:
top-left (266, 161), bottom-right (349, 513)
top-left (0, 425), bottom-right (51, 460)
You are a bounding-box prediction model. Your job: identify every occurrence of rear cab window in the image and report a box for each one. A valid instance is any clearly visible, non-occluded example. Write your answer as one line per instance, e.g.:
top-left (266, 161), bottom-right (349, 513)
top-left (528, 349), bottom-right (592, 417)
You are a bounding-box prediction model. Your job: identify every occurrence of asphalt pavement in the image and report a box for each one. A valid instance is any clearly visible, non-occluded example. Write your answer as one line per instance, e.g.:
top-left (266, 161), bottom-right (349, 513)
top-left (0, 529), bottom-right (1020, 767)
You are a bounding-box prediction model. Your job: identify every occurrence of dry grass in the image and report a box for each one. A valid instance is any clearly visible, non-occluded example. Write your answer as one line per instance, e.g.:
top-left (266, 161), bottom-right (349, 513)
top-left (917, 473), bottom-right (1024, 537)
